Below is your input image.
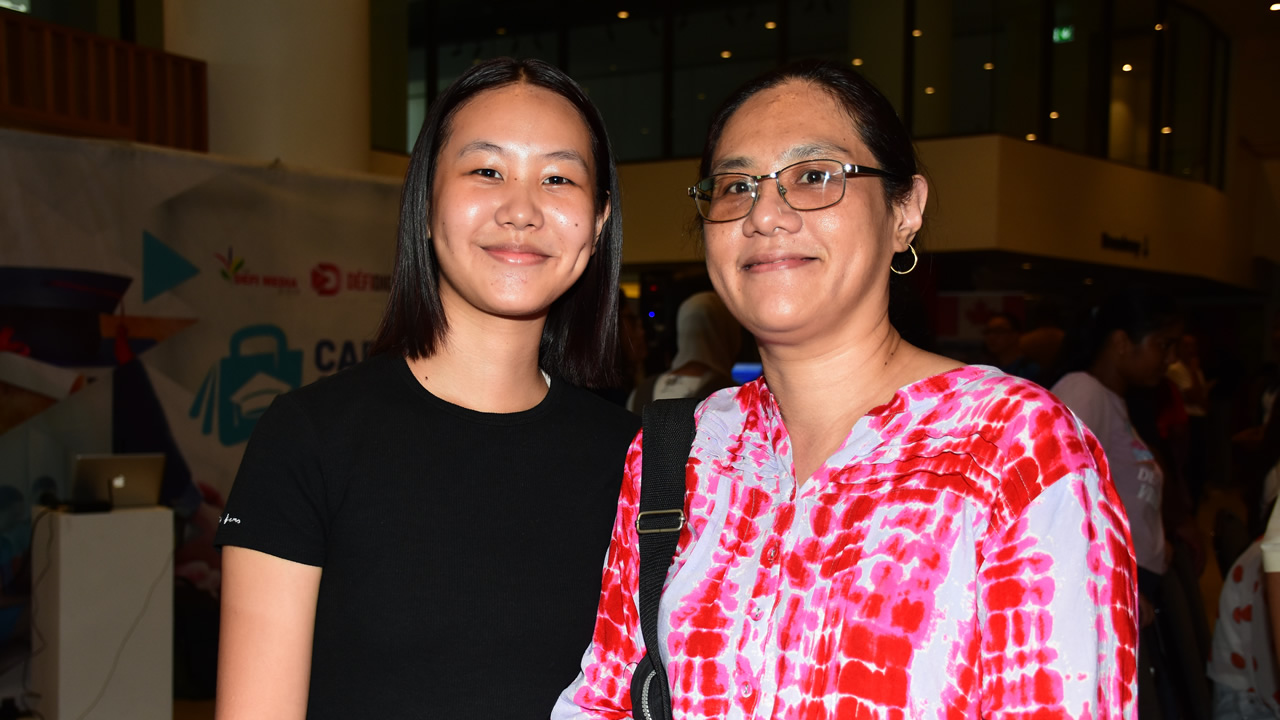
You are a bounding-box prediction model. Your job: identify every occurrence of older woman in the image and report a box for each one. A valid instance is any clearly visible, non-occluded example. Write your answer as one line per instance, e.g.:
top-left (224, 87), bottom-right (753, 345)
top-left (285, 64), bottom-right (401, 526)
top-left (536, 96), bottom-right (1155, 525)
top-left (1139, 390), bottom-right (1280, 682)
top-left (554, 60), bottom-right (1138, 719)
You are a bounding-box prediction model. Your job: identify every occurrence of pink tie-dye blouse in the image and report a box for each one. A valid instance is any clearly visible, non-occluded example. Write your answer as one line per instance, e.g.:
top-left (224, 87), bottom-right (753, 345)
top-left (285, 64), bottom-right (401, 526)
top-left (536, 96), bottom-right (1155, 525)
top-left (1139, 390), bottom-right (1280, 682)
top-left (553, 365), bottom-right (1139, 719)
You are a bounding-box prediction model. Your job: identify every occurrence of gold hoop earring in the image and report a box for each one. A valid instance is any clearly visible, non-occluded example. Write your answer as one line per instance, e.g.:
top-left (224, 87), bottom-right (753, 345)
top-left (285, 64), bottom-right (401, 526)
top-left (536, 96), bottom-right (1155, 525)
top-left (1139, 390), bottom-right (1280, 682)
top-left (891, 244), bottom-right (918, 275)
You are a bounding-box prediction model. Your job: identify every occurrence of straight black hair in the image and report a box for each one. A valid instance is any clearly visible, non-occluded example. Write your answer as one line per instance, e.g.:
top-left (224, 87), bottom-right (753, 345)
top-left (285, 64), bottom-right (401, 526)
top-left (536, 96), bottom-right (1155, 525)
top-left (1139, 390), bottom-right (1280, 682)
top-left (699, 60), bottom-right (920, 211)
top-left (370, 57), bottom-right (623, 388)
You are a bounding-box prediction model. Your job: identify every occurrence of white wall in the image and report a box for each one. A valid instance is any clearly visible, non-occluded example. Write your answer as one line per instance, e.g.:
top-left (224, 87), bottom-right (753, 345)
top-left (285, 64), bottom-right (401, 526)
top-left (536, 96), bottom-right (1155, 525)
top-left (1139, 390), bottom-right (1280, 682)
top-left (164, 0), bottom-right (372, 173)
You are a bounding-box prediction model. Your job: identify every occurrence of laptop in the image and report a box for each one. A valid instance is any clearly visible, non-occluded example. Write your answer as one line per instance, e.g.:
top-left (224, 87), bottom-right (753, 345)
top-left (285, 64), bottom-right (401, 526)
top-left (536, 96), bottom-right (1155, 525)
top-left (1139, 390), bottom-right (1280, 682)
top-left (71, 453), bottom-right (165, 510)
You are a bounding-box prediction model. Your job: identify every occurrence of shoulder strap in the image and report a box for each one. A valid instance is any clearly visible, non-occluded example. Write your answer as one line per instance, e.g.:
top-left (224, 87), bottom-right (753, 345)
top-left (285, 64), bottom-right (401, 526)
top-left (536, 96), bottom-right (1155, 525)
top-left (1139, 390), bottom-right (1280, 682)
top-left (636, 397), bottom-right (699, 685)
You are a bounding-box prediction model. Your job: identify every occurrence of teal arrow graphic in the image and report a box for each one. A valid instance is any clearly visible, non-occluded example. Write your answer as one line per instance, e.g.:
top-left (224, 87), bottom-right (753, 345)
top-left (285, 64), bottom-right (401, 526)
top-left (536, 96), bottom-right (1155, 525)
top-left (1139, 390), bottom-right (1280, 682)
top-left (142, 230), bottom-right (199, 301)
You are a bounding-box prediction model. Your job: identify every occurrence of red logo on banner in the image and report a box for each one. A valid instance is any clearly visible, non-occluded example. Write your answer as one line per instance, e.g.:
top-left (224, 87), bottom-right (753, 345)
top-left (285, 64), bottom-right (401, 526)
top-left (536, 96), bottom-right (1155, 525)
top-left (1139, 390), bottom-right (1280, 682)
top-left (311, 263), bottom-right (342, 296)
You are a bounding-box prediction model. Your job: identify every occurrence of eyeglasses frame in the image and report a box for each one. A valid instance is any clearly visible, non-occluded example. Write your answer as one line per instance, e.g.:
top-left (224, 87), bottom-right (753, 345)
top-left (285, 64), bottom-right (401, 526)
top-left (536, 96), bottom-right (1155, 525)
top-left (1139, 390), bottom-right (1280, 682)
top-left (687, 160), bottom-right (901, 223)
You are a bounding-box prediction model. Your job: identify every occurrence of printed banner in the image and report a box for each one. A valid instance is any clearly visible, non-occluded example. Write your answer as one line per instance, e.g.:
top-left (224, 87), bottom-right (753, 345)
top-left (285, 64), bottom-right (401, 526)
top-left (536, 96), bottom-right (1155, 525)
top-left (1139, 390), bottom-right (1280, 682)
top-left (0, 127), bottom-right (402, 610)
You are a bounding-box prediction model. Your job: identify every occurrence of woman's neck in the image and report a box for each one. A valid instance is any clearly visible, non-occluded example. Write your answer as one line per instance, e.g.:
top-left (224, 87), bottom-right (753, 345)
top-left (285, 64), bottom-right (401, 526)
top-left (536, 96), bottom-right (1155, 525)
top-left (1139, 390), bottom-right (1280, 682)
top-left (760, 318), bottom-right (929, 482)
top-left (407, 306), bottom-right (549, 413)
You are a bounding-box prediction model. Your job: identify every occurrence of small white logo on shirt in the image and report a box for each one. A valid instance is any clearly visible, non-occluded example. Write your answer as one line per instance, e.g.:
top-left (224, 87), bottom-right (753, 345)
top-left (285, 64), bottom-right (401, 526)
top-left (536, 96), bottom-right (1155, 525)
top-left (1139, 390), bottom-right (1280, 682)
top-left (220, 514), bottom-right (242, 525)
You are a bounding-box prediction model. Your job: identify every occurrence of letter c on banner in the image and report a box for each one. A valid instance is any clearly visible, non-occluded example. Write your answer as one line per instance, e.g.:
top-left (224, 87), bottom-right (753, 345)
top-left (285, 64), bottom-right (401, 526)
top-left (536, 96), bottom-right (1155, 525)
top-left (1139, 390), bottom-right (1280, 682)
top-left (315, 339), bottom-right (336, 372)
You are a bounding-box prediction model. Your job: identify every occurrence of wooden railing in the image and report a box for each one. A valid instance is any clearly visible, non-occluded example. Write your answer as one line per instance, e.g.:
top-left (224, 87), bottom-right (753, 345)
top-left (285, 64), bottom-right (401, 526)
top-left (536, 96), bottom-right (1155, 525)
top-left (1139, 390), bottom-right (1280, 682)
top-left (0, 9), bottom-right (207, 152)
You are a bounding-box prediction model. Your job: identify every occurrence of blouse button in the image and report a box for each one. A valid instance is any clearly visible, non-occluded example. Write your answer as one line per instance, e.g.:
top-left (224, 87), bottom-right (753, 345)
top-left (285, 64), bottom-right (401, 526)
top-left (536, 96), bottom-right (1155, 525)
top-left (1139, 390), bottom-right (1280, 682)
top-left (767, 547), bottom-right (778, 562)
top-left (740, 684), bottom-right (753, 698)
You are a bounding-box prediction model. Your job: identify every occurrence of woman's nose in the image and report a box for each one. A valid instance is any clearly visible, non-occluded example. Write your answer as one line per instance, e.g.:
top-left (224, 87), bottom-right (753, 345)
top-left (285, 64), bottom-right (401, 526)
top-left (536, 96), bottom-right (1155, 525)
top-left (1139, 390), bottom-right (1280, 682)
top-left (495, 179), bottom-right (542, 229)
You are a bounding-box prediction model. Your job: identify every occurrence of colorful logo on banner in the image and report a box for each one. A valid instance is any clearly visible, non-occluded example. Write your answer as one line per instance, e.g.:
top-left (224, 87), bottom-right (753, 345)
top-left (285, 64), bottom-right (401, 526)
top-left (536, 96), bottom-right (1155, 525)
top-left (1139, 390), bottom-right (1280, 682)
top-left (215, 247), bottom-right (299, 291)
top-left (189, 324), bottom-right (303, 446)
top-left (311, 263), bottom-right (342, 296)
top-left (309, 262), bottom-right (391, 296)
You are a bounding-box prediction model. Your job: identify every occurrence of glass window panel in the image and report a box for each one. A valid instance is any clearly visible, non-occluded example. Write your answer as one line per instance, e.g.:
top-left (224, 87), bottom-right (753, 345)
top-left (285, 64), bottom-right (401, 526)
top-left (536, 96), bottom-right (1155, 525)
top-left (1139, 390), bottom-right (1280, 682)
top-left (912, 0), bottom-right (954, 138)
top-left (848, 2), bottom-right (907, 114)
top-left (787, 0), bottom-right (850, 63)
top-left (671, 3), bottom-right (777, 157)
top-left (990, 0), bottom-right (1046, 140)
top-left (1163, 6), bottom-right (1214, 182)
top-left (1049, 0), bottom-right (1105, 154)
top-left (1107, 0), bottom-right (1157, 167)
top-left (946, 0), bottom-right (997, 136)
top-left (568, 13), bottom-right (664, 162)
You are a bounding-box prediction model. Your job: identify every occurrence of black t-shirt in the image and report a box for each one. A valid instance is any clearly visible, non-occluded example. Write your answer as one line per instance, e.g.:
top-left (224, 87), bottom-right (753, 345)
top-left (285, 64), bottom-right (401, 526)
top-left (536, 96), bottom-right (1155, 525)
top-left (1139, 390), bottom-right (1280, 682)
top-left (215, 353), bottom-right (640, 719)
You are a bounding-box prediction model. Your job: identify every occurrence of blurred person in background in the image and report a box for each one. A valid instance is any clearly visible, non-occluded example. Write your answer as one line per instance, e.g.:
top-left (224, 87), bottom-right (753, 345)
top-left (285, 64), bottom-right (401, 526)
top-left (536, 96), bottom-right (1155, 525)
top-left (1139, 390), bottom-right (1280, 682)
top-left (626, 290), bottom-right (741, 413)
top-left (981, 311), bottom-right (1041, 382)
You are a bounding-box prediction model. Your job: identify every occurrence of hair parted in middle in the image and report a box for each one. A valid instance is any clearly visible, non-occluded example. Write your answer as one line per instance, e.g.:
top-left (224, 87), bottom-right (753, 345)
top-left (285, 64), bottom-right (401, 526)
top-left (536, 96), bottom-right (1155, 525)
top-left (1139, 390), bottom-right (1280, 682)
top-left (370, 57), bottom-right (623, 388)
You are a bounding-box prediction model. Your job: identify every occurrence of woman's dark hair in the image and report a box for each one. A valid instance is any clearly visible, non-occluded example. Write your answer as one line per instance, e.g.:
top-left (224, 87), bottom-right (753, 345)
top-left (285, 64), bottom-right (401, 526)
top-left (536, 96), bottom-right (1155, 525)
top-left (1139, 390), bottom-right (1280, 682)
top-left (699, 60), bottom-right (920, 210)
top-left (1054, 289), bottom-right (1181, 379)
top-left (370, 57), bottom-right (623, 388)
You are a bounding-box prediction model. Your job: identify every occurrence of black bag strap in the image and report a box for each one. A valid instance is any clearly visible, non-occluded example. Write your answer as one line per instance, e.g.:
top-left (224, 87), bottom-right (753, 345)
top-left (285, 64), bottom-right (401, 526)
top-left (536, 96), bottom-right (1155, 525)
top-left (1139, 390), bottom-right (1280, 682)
top-left (635, 397), bottom-right (699, 702)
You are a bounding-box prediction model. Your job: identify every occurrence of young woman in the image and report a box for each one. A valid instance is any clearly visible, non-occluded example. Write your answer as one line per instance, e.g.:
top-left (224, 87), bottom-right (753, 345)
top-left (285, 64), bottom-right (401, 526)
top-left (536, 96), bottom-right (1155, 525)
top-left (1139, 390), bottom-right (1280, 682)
top-left (554, 60), bottom-right (1138, 719)
top-left (214, 58), bottom-right (640, 719)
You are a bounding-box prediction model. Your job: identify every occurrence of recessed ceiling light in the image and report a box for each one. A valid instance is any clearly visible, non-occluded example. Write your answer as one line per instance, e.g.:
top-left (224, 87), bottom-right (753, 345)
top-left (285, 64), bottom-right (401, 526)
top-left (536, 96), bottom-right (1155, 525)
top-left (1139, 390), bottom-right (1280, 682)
top-left (1271, 3), bottom-right (1280, 10)
top-left (924, 86), bottom-right (935, 95)
top-left (720, 50), bottom-right (732, 59)
top-left (1161, 126), bottom-right (1173, 134)
top-left (852, 58), bottom-right (864, 66)
top-left (617, 10), bottom-right (629, 19)
top-left (1122, 63), bottom-right (1133, 72)
top-left (912, 29), bottom-right (923, 37)
top-left (983, 62), bottom-right (994, 70)
top-left (1049, 111), bottom-right (1060, 119)
top-left (1025, 133), bottom-right (1037, 142)
top-left (1154, 23), bottom-right (1164, 30)
top-left (764, 21), bottom-right (777, 29)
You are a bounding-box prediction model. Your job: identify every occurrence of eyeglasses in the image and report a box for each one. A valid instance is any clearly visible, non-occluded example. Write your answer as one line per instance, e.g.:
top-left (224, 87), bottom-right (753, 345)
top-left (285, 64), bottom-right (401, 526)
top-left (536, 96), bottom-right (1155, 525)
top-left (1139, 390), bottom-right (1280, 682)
top-left (688, 159), bottom-right (899, 223)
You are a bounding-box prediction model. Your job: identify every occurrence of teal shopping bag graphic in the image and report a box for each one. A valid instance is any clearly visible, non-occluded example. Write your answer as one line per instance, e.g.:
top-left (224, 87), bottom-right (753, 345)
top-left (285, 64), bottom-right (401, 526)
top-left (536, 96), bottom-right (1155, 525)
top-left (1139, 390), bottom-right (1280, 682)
top-left (190, 324), bottom-right (302, 446)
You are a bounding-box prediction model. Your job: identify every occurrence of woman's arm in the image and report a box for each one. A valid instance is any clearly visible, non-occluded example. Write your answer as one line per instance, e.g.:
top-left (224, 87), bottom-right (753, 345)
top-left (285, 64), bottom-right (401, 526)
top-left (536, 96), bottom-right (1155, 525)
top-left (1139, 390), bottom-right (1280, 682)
top-left (978, 401), bottom-right (1139, 718)
top-left (551, 435), bottom-right (647, 720)
top-left (216, 547), bottom-right (322, 720)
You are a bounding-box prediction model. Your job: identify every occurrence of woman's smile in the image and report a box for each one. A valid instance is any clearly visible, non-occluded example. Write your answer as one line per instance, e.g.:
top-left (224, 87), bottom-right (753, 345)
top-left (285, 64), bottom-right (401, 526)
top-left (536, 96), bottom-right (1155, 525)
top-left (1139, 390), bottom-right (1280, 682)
top-left (482, 242), bottom-right (553, 264)
top-left (741, 251), bottom-right (819, 272)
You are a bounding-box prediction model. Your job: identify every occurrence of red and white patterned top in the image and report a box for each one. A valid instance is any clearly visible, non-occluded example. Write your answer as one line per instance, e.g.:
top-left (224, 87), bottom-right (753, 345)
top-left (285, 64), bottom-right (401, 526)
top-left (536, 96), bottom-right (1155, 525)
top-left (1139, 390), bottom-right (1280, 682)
top-left (553, 366), bottom-right (1139, 719)
top-left (1207, 540), bottom-right (1280, 716)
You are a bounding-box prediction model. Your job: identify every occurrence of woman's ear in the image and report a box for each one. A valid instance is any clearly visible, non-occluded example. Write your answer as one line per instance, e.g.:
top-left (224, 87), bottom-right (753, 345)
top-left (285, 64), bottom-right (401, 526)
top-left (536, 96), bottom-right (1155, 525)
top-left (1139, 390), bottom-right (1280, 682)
top-left (892, 175), bottom-right (928, 253)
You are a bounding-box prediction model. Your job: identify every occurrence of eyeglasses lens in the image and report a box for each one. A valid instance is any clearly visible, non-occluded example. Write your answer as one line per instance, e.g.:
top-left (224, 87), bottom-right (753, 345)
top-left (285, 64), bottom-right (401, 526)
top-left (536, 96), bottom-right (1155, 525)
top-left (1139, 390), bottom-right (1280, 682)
top-left (694, 160), bottom-right (847, 222)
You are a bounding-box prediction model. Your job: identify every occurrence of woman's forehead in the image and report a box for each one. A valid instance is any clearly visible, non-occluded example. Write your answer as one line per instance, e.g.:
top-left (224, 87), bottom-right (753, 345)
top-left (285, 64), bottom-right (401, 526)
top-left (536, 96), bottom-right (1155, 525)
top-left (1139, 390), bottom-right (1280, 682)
top-left (712, 83), bottom-right (863, 168)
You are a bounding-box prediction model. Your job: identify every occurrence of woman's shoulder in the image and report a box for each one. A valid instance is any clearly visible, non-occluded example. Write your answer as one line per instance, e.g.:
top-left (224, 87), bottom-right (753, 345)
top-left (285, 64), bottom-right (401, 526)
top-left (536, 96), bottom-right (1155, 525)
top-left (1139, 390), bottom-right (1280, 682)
top-left (555, 382), bottom-right (643, 439)
top-left (267, 353), bottom-right (406, 425)
top-left (950, 366), bottom-right (1089, 438)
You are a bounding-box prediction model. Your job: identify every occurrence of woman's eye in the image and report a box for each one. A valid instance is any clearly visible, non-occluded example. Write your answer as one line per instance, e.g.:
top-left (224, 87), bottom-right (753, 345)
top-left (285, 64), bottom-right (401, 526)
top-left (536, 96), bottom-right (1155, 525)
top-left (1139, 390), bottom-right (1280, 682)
top-left (473, 168), bottom-right (502, 179)
top-left (544, 175), bottom-right (575, 186)
top-left (796, 170), bottom-right (829, 185)
top-left (723, 180), bottom-right (753, 196)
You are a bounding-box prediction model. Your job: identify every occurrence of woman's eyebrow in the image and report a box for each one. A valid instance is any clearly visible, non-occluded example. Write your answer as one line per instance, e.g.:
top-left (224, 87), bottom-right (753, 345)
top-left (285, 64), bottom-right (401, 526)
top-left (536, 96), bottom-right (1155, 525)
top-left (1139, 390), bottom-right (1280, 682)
top-left (457, 140), bottom-right (505, 158)
top-left (542, 149), bottom-right (590, 170)
top-left (711, 142), bottom-right (852, 174)
top-left (780, 142), bottom-right (851, 164)
top-left (456, 142), bottom-right (589, 171)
